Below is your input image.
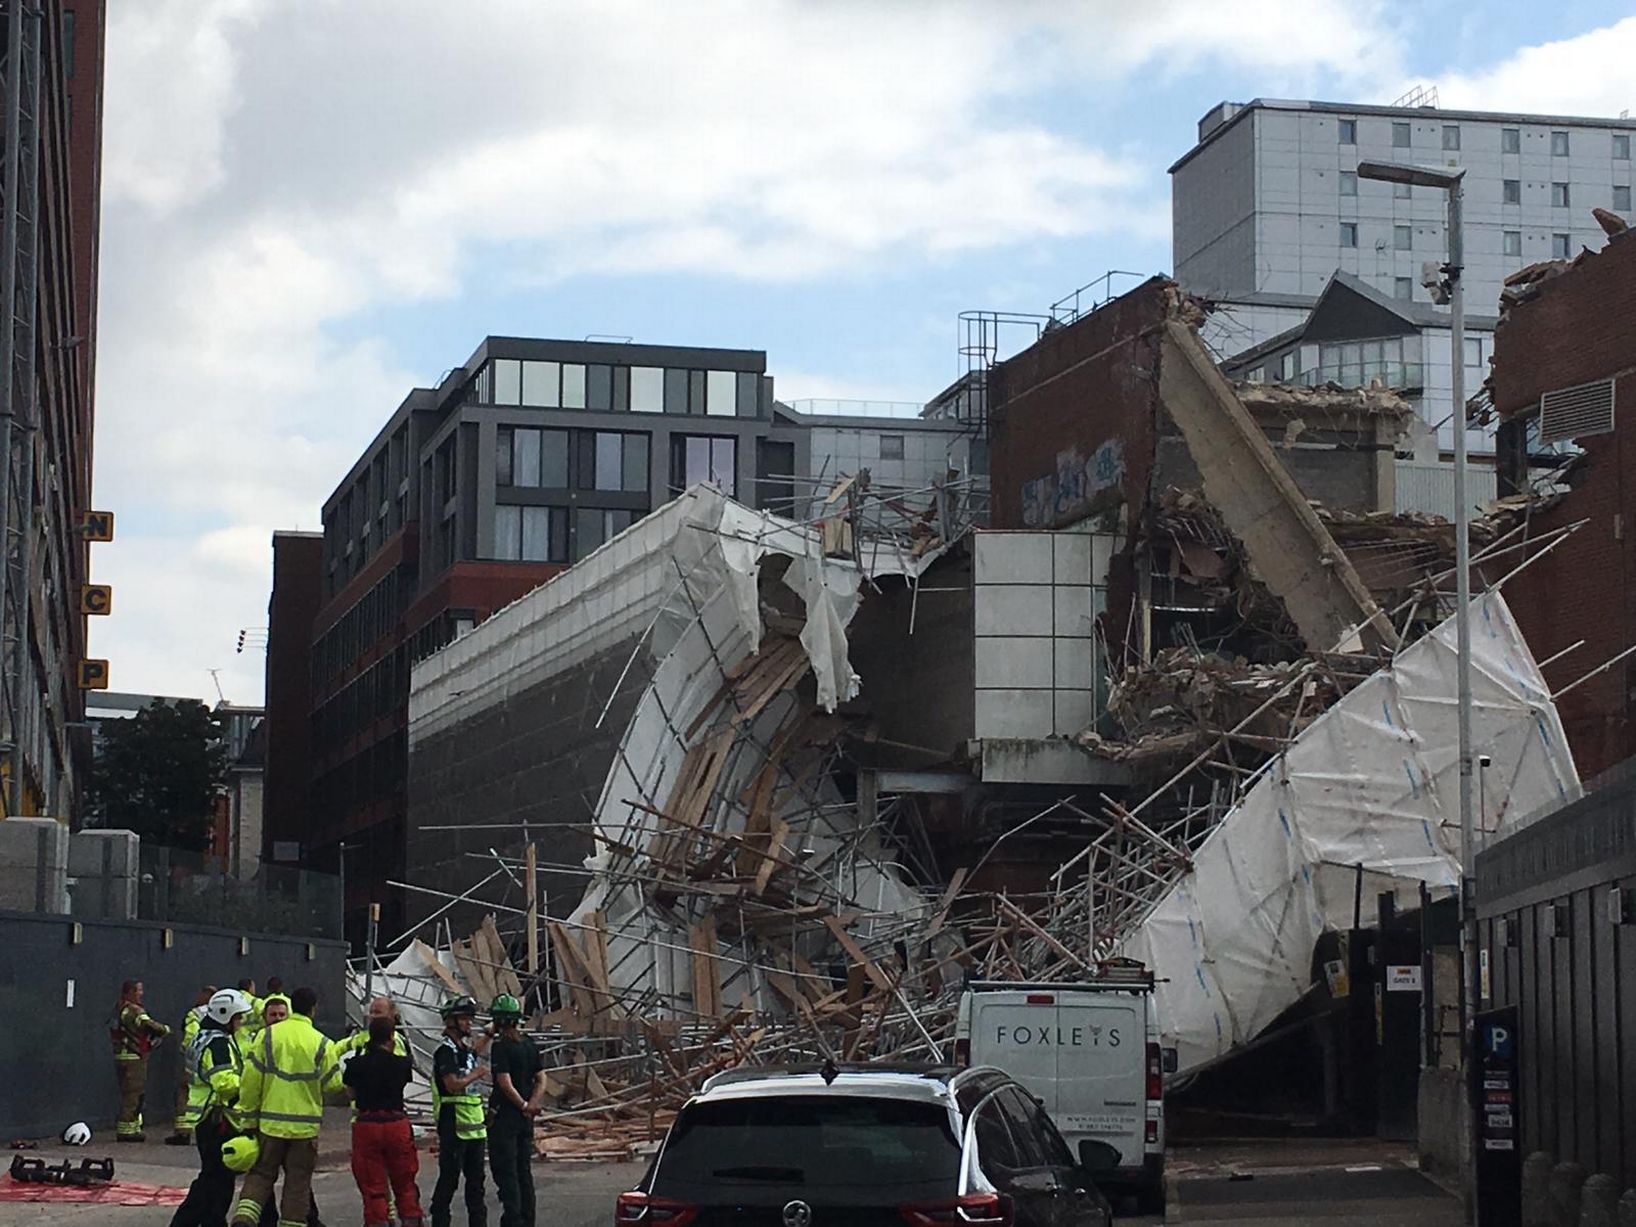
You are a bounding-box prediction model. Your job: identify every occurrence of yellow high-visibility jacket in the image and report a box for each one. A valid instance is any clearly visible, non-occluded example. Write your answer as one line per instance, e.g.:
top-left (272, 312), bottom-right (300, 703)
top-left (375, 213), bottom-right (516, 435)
top-left (237, 1013), bottom-right (340, 1139)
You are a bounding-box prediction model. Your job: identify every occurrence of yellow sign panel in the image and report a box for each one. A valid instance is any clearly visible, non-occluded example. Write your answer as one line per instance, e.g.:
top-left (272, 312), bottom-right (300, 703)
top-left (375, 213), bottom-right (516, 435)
top-left (82, 511), bottom-right (114, 542)
top-left (77, 659), bottom-right (109, 690)
top-left (79, 584), bottom-right (111, 616)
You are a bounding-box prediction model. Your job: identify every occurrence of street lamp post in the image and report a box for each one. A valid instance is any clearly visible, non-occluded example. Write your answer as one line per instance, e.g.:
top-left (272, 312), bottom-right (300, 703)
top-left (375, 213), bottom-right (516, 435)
top-left (1358, 156), bottom-right (1477, 1193)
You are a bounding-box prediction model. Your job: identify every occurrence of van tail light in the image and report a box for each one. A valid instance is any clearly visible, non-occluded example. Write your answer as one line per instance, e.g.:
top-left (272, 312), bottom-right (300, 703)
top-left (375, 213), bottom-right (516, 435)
top-left (900, 1192), bottom-right (1014, 1226)
top-left (1146, 1042), bottom-right (1163, 1101)
top-left (1146, 1119), bottom-right (1160, 1145)
top-left (954, 1037), bottom-right (970, 1067)
top-left (615, 1191), bottom-right (699, 1225)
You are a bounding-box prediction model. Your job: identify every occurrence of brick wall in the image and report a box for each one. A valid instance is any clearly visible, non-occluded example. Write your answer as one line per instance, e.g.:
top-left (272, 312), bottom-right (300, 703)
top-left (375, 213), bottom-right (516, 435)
top-left (1490, 232), bottom-right (1636, 779)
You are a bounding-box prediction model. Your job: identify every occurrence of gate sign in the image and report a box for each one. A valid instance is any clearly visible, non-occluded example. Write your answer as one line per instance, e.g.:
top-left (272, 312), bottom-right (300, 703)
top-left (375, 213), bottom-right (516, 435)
top-left (1386, 965), bottom-right (1422, 992)
top-left (1474, 1005), bottom-right (1521, 1227)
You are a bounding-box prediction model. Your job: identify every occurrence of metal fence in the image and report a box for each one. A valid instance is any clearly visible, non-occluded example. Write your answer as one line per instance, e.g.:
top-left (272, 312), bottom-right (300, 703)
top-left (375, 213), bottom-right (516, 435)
top-left (131, 846), bottom-right (343, 940)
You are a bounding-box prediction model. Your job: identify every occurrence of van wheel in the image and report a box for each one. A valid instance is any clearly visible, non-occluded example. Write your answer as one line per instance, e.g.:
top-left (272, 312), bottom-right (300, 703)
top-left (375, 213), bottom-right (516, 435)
top-left (1135, 1181), bottom-right (1166, 1216)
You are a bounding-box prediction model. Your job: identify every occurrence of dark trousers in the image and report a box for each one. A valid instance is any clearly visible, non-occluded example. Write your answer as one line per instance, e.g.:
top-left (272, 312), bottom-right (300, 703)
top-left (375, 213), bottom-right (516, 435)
top-left (430, 1114), bottom-right (486, 1227)
top-left (488, 1114), bottom-right (535, 1227)
top-left (351, 1116), bottom-right (423, 1227)
top-left (168, 1110), bottom-right (235, 1227)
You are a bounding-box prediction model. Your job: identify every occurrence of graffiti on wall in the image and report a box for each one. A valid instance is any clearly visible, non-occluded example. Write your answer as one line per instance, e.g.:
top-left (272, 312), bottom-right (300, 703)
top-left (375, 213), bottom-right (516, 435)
top-left (1020, 438), bottom-right (1126, 528)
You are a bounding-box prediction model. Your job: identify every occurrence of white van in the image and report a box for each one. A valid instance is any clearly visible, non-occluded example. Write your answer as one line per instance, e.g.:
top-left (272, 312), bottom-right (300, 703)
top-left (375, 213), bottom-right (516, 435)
top-left (955, 962), bottom-right (1168, 1214)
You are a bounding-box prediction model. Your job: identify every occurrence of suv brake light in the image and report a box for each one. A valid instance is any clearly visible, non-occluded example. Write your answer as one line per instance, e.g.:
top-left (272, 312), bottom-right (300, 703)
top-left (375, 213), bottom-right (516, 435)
top-left (615, 1191), bottom-right (699, 1225)
top-left (900, 1192), bottom-right (1013, 1226)
top-left (1146, 1042), bottom-right (1163, 1101)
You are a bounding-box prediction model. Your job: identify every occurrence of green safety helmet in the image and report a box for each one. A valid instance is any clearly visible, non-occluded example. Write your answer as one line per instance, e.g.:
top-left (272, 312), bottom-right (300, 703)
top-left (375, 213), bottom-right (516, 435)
top-left (489, 993), bottom-right (523, 1023)
top-left (440, 994), bottom-right (479, 1019)
top-left (221, 1134), bottom-right (260, 1174)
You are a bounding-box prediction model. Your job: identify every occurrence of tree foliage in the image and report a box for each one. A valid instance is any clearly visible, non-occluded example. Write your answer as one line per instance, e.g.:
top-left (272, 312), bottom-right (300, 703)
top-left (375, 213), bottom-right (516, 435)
top-left (88, 700), bottom-right (229, 851)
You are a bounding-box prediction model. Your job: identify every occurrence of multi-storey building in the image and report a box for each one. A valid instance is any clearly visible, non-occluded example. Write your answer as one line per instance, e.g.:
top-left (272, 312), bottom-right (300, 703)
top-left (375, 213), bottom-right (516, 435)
top-left (267, 337), bottom-right (984, 940)
top-left (1171, 98), bottom-right (1631, 480)
top-left (0, 1), bottom-right (104, 818)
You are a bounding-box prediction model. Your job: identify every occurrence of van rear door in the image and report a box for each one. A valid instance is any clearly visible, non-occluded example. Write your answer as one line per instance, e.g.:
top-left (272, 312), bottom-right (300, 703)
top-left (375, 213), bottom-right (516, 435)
top-left (966, 991), bottom-right (1060, 1112)
top-left (1054, 993), bottom-right (1144, 1167)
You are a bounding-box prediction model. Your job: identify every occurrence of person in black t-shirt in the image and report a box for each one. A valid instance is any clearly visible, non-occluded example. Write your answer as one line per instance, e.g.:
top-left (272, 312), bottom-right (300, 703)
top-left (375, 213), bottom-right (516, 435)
top-left (486, 994), bottom-right (545, 1227)
top-left (342, 1016), bottom-right (424, 1227)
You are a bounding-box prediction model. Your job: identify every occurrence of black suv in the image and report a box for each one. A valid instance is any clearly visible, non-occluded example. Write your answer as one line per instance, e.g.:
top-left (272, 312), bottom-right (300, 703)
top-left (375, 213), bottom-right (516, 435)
top-left (615, 1063), bottom-right (1114, 1226)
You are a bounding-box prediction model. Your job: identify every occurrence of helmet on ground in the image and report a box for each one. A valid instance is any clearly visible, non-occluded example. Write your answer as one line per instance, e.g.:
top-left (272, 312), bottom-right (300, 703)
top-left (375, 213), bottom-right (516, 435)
top-left (440, 994), bottom-right (479, 1019)
top-left (221, 1134), bottom-right (260, 1174)
top-left (489, 993), bottom-right (523, 1023)
top-left (206, 988), bottom-right (254, 1026)
top-left (61, 1122), bottom-right (90, 1146)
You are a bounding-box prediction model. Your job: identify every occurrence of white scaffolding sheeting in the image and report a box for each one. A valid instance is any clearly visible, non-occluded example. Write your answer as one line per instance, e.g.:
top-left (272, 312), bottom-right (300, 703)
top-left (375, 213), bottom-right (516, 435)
top-left (1118, 590), bottom-right (1578, 1073)
top-left (569, 488), bottom-right (946, 1006)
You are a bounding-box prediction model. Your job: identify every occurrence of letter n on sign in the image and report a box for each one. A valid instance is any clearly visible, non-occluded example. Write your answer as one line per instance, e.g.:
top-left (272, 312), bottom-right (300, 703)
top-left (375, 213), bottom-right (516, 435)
top-left (81, 511), bottom-right (114, 542)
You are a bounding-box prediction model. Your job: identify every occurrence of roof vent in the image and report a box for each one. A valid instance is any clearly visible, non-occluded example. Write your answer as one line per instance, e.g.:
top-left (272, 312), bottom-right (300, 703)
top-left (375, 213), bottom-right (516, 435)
top-left (1539, 378), bottom-right (1615, 444)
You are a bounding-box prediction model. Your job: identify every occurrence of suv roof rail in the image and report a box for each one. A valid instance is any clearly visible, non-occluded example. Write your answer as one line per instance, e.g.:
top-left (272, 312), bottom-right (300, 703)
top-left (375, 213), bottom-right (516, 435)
top-left (700, 1062), bottom-right (960, 1092)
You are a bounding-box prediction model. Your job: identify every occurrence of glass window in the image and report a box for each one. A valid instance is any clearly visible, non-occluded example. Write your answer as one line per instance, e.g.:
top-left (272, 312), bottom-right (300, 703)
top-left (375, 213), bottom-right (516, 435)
top-left (594, 433), bottom-right (623, 491)
top-left (1394, 224), bottom-right (1412, 251)
top-left (1464, 337), bottom-right (1484, 367)
top-left (1503, 230), bottom-right (1521, 256)
top-left (671, 435), bottom-right (737, 496)
top-left (493, 358), bottom-right (521, 405)
top-left (689, 370), bottom-right (707, 414)
top-left (1394, 277), bottom-right (1413, 300)
top-left (1394, 181), bottom-right (1411, 200)
top-left (494, 506), bottom-right (520, 560)
top-left (496, 427), bottom-right (513, 485)
top-left (879, 434), bottom-right (904, 460)
top-left (586, 364), bottom-right (613, 412)
top-left (622, 433), bottom-right (649, 492)
top-left (540, 429), bottom-right (568, 486)
top-left (1280, 351), bottom-right (1298, 380)
top-left (1616, 135), bottom-right (1631, 160)
top-left (521, 360), bottom-right (559, 407)
top-left (663, 368), bottom-right (689, 414)
top-left (1551, 130), bottom-right (1570, 156)
top-left (1616, 185), bottom-right (1632, 212)
top-left (1392, 121), bottom-right (1410, 148)
top-left (1337, 118), bottom-right (1356, 145)
top-left (561, 364), bottom-right (586, 409)
top-left (630, 366), bottom-right (664, 413)
top-left (520, 506), bottom-right (551, 561)
top-left (1340, 222), bottom-right (1357, 247)
top-left (1553, 233), bottom-right (1571, 259)
top-left (1338, 171), bottom-right (1356, 197)
top-left (706, 370), bottom-right (737, 417)
top-left (1551, 182), bottom-right (1570, 208)
top-left (736, 371), bottom-right (760, 418)
top-left (1502, 128), bottom-right (1521, 154)
top-left (515, 429), bottom-right (540, 487)
top-left (997, 1089), bottom-right (1049, 1169)
top-left (1503, 179), bottom-right (1521, 205)
top-left (1442, 125), bottom-right (1460, 151)
top-left (973, 1100), bottom-right (1021, 1173)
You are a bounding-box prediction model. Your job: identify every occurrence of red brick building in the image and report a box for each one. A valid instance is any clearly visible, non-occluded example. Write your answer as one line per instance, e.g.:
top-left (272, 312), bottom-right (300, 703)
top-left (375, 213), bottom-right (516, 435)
top-left (1490, 228), bottom-right (1636, 779)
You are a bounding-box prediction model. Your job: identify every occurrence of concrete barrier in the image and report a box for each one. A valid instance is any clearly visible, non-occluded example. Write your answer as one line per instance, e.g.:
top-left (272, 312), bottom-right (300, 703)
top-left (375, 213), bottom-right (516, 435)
top-left (1524, 1153), bottom-right (1557, 1227)
top-left (1552, 1162), bottom-right (1589, 1227)
top-left (1582, 1175), bottom-right (1621, 1227)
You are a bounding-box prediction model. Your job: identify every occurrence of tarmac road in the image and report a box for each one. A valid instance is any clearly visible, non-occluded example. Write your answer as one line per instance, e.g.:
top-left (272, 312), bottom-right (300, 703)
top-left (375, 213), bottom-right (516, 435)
top-left (0, 1131), bottom-right (1458, 1226)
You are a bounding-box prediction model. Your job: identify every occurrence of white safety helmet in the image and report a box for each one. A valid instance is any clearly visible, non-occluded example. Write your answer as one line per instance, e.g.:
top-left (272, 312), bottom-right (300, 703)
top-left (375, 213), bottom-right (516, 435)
top-left (205, 988), bottom-right (254, 1026)
top-left (62, 1122), bottom-right (91, 1146)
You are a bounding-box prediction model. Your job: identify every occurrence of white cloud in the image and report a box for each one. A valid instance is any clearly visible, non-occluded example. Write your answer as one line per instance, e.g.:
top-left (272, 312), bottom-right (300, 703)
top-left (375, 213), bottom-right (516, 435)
top-left (95, 0), bottom-right (1410, 701)
top-left (1436, 16), bottom-right (1636, 117)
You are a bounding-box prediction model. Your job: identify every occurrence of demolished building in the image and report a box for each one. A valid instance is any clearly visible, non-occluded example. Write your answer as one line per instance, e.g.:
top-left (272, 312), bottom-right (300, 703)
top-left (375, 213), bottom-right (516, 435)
top-left (392, 276), bottom-right (1578, 1146)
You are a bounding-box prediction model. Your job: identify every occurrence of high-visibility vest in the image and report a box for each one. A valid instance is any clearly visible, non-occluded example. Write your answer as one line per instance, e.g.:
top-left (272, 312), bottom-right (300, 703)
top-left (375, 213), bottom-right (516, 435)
top-left (192, 1027), bottom-right (250, 1132)
top-left (238, 1014), bottom-right (338, 1139)
top-left (178, 1008), bottom-right (209, 1129)
top-left (431, 1036), bottom-right (486, 1141)
top-left (111, 1000), bottom-right (169, 1059)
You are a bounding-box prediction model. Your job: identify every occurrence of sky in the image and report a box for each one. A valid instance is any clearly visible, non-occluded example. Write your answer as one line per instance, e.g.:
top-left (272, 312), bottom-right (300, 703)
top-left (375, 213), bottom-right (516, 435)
top-left (92, 0), bottom-right (1636, 706)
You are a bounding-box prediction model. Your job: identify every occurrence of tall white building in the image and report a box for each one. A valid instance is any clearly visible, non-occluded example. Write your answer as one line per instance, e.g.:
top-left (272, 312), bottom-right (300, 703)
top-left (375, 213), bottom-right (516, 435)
top-left (1170, 98), bottom-right (1631, 481)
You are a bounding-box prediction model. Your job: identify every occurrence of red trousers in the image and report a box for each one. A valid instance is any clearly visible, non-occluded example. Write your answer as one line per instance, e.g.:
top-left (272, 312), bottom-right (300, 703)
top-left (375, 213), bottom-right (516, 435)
top-left (350, 1115), bottom-right (424, 1227)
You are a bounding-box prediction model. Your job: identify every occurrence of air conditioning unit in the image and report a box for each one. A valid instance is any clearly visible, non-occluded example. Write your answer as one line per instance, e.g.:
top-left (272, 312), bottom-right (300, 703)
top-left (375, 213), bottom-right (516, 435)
top-left (1540, 378), bottom-right (1615, 444)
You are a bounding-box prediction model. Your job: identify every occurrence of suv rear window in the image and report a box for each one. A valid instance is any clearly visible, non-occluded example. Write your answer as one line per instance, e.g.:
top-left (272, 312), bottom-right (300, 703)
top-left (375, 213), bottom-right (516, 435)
top-left (654, 1095), bottom-right (961, 1192)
